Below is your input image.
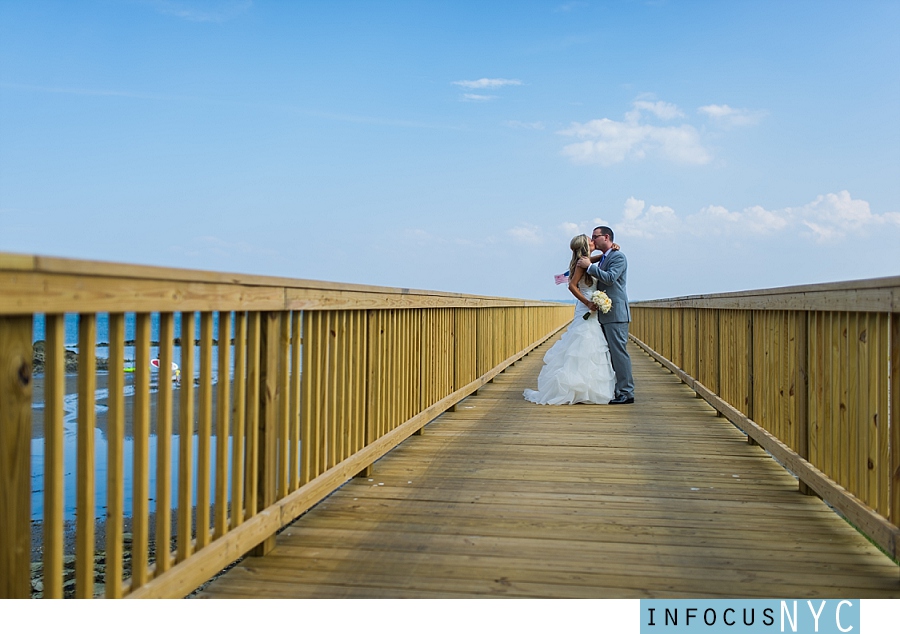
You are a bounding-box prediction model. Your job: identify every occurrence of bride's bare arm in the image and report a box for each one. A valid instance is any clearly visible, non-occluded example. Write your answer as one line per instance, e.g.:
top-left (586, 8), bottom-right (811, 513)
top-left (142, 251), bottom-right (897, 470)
top-left (567, 267), bottom-right (594, 309)
top-left (588, 243), bottom-right (620, 263)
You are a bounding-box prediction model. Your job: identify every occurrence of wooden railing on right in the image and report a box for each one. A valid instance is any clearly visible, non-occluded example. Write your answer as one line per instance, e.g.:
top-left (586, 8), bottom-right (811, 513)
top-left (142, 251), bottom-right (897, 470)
top-left (630, 276), bottom-right (900, 561)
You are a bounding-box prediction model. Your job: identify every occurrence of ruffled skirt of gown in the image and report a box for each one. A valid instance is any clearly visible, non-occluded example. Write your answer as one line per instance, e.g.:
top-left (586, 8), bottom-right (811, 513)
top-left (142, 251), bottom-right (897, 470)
top-left (523, 310), bottom-right (616, 405)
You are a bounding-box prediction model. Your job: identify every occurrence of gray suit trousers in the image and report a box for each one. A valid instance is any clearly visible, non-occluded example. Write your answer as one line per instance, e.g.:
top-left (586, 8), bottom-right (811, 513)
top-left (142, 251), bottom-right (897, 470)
top-left (601, 321), bottom-right (634, 399)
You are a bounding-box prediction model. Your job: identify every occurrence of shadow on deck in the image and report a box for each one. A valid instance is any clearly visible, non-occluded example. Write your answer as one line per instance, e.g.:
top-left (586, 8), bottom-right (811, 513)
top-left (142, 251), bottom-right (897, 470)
top-left (198, 335), bottom-right (900, 598)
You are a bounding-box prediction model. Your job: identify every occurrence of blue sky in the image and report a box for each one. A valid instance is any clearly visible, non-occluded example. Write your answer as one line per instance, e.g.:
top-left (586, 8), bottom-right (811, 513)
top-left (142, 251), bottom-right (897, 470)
top-left (1, 0), bottom-right (898, 300)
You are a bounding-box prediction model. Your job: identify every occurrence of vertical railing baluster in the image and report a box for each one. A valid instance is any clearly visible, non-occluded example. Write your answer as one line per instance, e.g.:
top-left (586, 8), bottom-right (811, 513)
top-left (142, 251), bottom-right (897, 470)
top-left (889, 312), bottom-right (899, 529)
top-left (43, 314), bottom-right (65, 598)
top-left (315, 311), bottom-right (327, 474)
top-left (132, 312), bottom-right (152, 588)
top-left (277, 311), bottom-right (290, 495)
top-left (410, 310), bottom-right (419, 425)
top-left (231, 311), bottom-right (247, 528)
top-left (289, 311), bottom-right (301, 491)
top-left (388, 310), bottom-right (400, 430)
top-left (863, 313), bottom-right (877, 510)
top-left (355, 310), bottom-right (363, 446)
top-left (338, 311), bottom-right (350, 460)
top-left (177, 311), bottom-right (195, 563)
top-left (215, 312), bottom-right (231, 539)
top-left (196, 312), bottom-right (213, 549)
top-left (324, 311), bottom-right (333, 470)
top-left (300, 311), bottom-right (315, 485)
top-left (356, 311), bottom-right (367, 454)
top-left (75, 313), bottom-right (96, 598)
top-left (106, 313), bottom-right (125, 597)
top-left (362, 310), bottom-right (378, 477)
top-left (244, 312), bottom-right (260, 519)
top-left (156, 312), bottom-right (175, 573)
top-left (848, 313), bottom-right (862, 498)
top-left (251, 311), bottom-right (279, 557)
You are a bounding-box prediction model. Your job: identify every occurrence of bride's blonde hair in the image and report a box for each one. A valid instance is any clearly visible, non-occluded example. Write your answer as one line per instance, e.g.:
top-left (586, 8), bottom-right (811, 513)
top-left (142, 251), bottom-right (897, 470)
top-left (568, 235), bottom-right (594, 286)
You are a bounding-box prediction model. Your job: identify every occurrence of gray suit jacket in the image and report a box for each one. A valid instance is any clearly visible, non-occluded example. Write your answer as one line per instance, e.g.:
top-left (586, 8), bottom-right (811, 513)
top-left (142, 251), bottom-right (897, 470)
top-left (587, 250), bottom-right (630, 324)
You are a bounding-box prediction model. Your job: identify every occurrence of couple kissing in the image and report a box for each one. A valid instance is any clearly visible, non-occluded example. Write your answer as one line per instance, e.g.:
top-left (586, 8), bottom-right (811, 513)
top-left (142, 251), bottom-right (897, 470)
top-left (524, 226), bottom-right (635, 406)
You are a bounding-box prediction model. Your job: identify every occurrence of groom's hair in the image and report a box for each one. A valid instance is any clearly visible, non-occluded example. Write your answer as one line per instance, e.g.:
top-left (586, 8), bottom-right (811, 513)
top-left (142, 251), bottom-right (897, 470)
top-left (594, 225), bottom-right (614, 241)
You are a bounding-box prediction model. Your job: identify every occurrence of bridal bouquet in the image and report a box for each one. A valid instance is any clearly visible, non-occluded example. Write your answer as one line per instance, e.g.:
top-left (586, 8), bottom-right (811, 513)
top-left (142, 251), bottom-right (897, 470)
top-left (583, 290), bottom-right (612, 319)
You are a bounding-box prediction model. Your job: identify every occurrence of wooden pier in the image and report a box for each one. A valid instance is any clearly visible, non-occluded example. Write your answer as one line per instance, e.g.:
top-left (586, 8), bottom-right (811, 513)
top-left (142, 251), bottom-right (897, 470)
top-left (198, 337), bottom-right (900, 598)
top-left (2, 257), bottom-right (898, 599)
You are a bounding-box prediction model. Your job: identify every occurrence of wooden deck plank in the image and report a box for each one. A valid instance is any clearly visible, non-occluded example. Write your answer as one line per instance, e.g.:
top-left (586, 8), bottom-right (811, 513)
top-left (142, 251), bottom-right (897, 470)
top-left (199, 337), bottom-right (900, 598)
top-left (213, 548), bottom-right (896, 597)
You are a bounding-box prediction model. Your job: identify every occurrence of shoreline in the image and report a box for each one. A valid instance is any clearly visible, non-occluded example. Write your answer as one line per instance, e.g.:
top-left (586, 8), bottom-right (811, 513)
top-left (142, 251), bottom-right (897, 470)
top-left (29, 373), bottom-right (226, 439)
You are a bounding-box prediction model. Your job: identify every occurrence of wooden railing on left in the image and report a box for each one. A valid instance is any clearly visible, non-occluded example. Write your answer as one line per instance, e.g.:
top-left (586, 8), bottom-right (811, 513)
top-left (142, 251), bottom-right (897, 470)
top-left (0, 254), bottom-right (572, 598)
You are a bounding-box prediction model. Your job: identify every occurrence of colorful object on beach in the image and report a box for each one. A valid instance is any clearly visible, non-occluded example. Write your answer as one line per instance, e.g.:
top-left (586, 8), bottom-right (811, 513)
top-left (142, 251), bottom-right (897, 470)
top-left (554, 271), bottom-right (569, 285)
top-left (151, 358), bottom-right (182, 383)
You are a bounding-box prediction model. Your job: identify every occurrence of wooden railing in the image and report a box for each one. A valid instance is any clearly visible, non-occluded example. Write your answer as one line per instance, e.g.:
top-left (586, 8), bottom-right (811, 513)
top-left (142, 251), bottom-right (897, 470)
top-left (630, 276), bottom-right (900, 561)
top-left (0, 254), bottom-right (572, 598)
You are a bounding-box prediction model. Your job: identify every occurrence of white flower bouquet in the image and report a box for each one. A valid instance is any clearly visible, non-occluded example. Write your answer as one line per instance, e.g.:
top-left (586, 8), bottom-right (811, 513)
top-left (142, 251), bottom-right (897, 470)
top-left (583, 290), bottom-right (612, 319)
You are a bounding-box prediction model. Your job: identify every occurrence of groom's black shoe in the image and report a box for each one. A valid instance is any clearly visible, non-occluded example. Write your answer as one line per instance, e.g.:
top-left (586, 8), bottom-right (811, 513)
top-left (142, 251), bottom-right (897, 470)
top-left (608, 395), bottom-right (635, 405)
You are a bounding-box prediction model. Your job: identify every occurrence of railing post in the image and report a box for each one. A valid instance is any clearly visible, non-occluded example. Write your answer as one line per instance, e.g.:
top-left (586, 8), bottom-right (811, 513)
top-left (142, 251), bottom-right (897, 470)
top-left (0, 316), bottom-right (32, 598)
top-left (715, 309), bottom-right (723, 416)
top-left (251, 311), bottom-right (280, 556)
top-left (355, 309), bottom-right (376, 479)
top-left (747, 311), bottom-right (757, 445)
top-left (890, 313), bottom-right (899, 528)
top-left (797, 312), bottom-right (812, 495)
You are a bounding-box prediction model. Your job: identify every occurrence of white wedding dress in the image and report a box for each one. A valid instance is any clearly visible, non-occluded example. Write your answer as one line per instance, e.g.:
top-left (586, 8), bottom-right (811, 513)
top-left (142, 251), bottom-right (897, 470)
top-left (523, 278), bottom-right (617, 405)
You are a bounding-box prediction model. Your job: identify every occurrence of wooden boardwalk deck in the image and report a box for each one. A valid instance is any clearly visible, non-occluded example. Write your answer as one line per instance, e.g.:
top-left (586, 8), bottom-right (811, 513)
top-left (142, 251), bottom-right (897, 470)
top-left (199, 335), bottom-right (900, 598)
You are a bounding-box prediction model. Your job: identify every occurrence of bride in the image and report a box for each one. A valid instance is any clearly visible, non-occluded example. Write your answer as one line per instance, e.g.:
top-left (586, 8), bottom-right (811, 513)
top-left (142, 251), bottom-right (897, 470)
top-left (523, 235), bottom-right (617, 405)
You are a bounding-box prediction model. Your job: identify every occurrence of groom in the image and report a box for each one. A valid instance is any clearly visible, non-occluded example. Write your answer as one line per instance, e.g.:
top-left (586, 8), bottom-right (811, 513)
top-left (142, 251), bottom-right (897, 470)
top-left (577, 226), bottom-right (635, 405)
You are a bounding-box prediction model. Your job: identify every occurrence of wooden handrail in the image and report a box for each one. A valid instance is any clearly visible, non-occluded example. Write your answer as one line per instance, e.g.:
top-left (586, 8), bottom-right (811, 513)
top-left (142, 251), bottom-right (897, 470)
top-left (0, 253), bottom-right (573, 598)
top-left (0, 253), bottom-right (555, 314)
top-left (630, 276), bottom-right (900, 562)
top-left (632, 275), bottom-right (900, 312)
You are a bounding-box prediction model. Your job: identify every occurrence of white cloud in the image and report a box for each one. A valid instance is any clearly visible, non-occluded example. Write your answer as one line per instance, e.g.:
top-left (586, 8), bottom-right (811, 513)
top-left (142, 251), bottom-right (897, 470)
top-left (605, 191), bottom-right (897, 242)
top-left (508, 223), bottom-right (544, 244)
top-left (403, 228), bottom-right (433, 240)
top-left (698, 104), bottom-right (766, 127)
top-left (623, 197), bottom-right (645, 222)
top-left (633, 100), bottom-right (685, 120)
top-left (559, 98), bottom-right (771, 166)
top-left (558, 222), bottom-right (594, 239)
top-left (453, 78), bottom-right (523, 89)
top-left (790, 191), bottom-right (900, 241)
top-left (613, 197), bottom-right (679, 238)
top-left (142, 0), bottom-right (252, 23)
top-left (560, 99), bottom-right (711, 165)
top-left (461, 93), bottom-right (497, 102)
top-left (560, 117), bottom-right (710, 166)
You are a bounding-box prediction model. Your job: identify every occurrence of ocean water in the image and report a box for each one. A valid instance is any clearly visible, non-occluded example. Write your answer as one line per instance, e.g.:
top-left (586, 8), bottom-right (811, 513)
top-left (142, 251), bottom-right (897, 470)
top-left (32, 312), bottom-right (236, 379)
top-left (30, 312), bottom-right (255, 520)
top-left (32, 312), bottom-right (197, 347)
top-left (31, 312), bottom-right (234, 346)
top-left (31, 431), bottom-right (236, 520)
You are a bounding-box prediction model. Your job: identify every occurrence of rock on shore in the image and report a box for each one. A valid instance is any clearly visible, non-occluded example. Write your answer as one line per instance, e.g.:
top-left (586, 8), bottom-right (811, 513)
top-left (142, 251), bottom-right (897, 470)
top-left (32, 340), bottom-right (109, 374)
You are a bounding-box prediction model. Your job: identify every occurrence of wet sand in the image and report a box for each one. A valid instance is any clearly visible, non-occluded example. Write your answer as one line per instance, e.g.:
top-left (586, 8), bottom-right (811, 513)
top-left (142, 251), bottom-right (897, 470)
top-left (30, 373), bottom-right (227, 439)
top-left (29, 507), bottom-right (241, 598)
top-left (29, 374), bottom-right (235, 570)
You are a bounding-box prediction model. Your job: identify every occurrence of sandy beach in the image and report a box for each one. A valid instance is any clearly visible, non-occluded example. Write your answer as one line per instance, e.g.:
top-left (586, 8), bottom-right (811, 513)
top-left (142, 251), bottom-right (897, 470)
top-left (30, 373), bottom-right (228, 439)
top-left (29, 374), bottom-right (237, 570)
